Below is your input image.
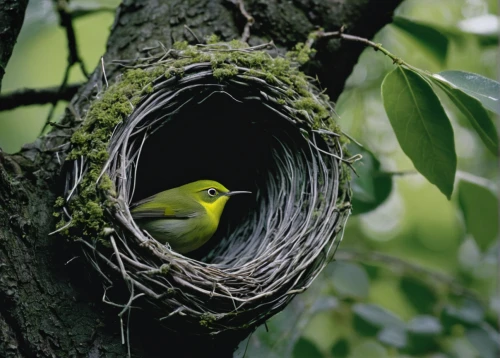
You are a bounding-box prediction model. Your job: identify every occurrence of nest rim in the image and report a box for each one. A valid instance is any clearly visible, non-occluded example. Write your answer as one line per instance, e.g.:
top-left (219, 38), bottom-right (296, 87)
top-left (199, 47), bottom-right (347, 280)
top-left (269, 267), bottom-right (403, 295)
top-left (57, 40), bottom-right (352, 334)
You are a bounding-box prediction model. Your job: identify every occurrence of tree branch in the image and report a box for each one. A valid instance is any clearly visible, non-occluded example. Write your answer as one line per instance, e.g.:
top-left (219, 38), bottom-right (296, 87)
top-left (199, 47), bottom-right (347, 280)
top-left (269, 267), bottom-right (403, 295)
top-left (39, 0), bottom-right (90, 133)
top-left (53, 0), bottom-right (88, 77)
top-left (0, 83), bottom-right (82, 111)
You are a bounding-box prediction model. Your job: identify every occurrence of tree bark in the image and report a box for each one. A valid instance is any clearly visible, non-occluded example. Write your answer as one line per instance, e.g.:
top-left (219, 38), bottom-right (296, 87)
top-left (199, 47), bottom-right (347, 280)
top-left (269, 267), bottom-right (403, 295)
top-left (0, 0), bottom-right (29, 90)
top-left (0, 0), bottom-right (402, 356)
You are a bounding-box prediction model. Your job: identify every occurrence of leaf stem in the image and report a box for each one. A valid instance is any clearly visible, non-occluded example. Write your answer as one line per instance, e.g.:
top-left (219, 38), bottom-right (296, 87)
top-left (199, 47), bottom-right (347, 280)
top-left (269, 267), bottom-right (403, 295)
top-left (306, 28), bottom-right (424, 73)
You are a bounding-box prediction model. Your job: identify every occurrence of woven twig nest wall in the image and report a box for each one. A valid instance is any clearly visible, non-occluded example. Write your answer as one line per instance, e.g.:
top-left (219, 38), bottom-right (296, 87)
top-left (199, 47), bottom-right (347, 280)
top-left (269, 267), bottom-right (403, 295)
top-left (56, 40), bottom-right (352, 335)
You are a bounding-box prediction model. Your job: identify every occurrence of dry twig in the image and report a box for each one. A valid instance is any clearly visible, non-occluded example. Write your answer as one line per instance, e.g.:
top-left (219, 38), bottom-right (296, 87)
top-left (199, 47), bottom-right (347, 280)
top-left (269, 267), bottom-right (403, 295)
top-left (231, 0), bottom-right (254, 43)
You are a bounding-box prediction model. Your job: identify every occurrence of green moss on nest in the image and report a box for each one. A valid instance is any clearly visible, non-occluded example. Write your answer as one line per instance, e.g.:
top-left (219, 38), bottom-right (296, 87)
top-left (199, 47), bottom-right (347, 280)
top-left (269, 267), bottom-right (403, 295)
top-left (173, 41), bottom-right (189, 50)
top-left (212, 63), bottom-right (239, 80)
top-left (294, 97), bottom-right (330, 127)
top-left (286, 42), bottom-right (317, 65)
top-left (206, 34), bottom-right (221, 44)
top-left (58, 65), bottom-right (166, 239)
top-left (178, 40), bottom-right (339, 133)
top-left (59, 39), bottom-right (346, 240)
top-left (228, 39), bottom-right (249, 49)
top-left (155, 40), bottom-right (340, 136)
top-left (199, 312), bottom-right (217, 327)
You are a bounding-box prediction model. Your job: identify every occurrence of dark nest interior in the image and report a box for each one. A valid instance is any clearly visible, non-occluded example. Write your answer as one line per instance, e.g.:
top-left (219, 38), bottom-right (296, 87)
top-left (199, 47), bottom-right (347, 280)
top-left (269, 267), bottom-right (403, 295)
top-left (61, 43), bottom-right (352, 335)
top-left (132, 93), bottom-right (307, 260)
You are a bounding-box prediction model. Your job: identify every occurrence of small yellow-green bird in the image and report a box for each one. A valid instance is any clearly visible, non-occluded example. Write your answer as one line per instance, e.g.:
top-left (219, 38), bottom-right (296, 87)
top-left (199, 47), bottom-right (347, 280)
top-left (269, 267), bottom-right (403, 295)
top-left (131, 180), bottom-right (251, 253)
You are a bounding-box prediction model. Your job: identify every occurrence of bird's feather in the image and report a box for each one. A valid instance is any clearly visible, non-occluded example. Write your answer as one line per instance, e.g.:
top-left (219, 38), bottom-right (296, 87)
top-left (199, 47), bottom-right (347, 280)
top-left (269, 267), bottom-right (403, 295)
top-left (131, 191), bottom-right (202, 219)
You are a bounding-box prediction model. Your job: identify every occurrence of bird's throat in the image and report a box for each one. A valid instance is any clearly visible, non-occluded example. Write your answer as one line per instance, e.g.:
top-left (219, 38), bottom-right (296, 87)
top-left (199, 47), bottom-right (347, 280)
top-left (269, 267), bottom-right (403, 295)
top-left (199, 196), bottom-right (229, 225)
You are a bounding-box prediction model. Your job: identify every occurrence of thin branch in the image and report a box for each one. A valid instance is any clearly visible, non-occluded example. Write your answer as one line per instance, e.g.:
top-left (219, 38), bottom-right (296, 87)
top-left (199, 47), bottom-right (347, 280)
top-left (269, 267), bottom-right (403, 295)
top-left (41, 0), bottom-right (89, 133)
top-left (183, 25), bottom-right (201, 44)
top-left (230, 0), bottom-right (254, 43)
top-left (44, 65), bottom-right (71, 128)
top-left (306, 28), bottom-right (427, 75)
top-left (55, 0), bottom-right (89, 77)
top-left (0, 83), bottom-right (82, 111)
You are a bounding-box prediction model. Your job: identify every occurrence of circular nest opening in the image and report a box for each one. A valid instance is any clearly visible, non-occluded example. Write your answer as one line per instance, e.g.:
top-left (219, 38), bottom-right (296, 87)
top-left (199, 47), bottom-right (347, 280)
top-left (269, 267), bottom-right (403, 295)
top-left (59, 41), bottom-right (351, 334)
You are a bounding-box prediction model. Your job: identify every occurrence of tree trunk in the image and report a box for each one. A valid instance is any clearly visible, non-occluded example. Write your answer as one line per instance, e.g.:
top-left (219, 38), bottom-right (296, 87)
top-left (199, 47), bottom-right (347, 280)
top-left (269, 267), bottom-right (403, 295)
top-left (0, 0), bottom-right (402, 356)
top-left (0, 0), bottom-right (29, 90)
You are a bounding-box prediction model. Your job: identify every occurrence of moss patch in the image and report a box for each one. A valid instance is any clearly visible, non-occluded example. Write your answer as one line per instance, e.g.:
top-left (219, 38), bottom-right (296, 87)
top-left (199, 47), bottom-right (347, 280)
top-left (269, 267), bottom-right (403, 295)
top-left (56, 66), bottom-right (166, 239)
top-left (199, 312), bottom-right (217, 327)
top-left (164, 39), bottom-right (341, 134)
top-left (58, 39), bottom-right (346, 241)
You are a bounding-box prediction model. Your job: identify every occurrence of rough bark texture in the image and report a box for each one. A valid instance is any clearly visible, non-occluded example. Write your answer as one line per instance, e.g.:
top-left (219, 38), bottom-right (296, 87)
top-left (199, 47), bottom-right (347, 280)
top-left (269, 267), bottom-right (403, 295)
top-left (0, 0), bottom-right (29, 90)
top-left (0, 0), bottom-right (402, 356)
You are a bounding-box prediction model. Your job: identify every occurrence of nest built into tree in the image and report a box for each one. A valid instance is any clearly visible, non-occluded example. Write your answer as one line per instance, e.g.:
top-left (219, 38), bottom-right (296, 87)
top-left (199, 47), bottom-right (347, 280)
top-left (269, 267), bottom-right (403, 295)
top-left (57, 40), bottom-right (352, 334)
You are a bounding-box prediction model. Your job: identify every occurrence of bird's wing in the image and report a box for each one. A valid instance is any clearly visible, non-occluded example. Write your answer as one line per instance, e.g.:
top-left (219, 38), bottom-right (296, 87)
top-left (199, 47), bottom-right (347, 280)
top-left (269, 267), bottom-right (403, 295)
top-left (130, 193), bottom-right (201, 219)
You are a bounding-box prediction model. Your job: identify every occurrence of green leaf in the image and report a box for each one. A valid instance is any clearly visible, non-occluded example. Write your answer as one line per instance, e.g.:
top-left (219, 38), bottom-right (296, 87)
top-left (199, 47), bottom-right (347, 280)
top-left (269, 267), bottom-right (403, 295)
top-left (349, 143), bottom-right (393, 215)
top-left (448, 337), bottom-right (481, 358)
top-left (458, 175), bottom-right (499, 250)
top-left (407, 315), bottom-right (443, 335)
top-left (331, 338), bottom-right (349, 358)
top-left (431, 75), bottom-right (498, 154)
top-left (407, 315), bottom-right (442, 354)
top-left (293, 337), bottom-right (323, 358)
top-left (392, 16), bottom-right (449, 64)
top-left (310, 296), bottom-right (339, 313)
top-left (437, 70), bottom-right (500, 114)
top-left (441, 298), bottom-right (484, 329)
top-left (377, 326), bottom-right (408, 348)
top-left (457, 237), bottom-right (481, 270)
top-left (458, 14), bottom-right (499, 37)
top-left (381, 67), bottom-right (457, 198)
top-left (458, 15), bottom-right (499, 46)
top-left (362, 264), bottom-right (380, 281)
top-left (400, 277), bottom-right (438, 313)
top-left (353, 303), bottom-right (405, 336)
top-left (466, 327), bottom-right (500, 358)
top-left (349, 340), bottom-right (388, 358)
top-left (331, 261), bottom-right (370, 299)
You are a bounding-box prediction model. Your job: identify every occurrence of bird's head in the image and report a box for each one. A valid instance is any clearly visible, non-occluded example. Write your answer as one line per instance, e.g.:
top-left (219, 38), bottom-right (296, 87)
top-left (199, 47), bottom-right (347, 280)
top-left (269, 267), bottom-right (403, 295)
top-left (181, 180), bottom-right (251, 219)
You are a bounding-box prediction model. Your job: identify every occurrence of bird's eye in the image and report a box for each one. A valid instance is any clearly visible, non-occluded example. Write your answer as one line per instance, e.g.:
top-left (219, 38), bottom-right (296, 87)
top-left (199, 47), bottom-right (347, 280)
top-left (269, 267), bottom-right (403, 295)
top-left (207, 188), bottom-right (217, 197)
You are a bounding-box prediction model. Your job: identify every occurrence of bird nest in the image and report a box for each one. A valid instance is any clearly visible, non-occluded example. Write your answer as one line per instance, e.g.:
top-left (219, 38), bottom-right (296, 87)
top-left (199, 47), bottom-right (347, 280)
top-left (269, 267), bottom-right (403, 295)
top-left (56, 40), bottom-right (352, 335)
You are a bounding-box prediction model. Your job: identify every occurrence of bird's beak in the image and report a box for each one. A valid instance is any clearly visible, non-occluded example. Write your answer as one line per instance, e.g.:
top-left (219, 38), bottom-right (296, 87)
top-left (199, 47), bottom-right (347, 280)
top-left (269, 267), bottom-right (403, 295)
top-left (226, 190), bottom-right (252, 197)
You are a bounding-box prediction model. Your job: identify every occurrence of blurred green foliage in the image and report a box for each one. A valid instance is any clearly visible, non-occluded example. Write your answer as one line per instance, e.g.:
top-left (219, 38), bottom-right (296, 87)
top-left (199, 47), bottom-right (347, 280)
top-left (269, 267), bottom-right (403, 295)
top-left (0, 0), bottom-right (498, 357)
